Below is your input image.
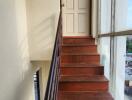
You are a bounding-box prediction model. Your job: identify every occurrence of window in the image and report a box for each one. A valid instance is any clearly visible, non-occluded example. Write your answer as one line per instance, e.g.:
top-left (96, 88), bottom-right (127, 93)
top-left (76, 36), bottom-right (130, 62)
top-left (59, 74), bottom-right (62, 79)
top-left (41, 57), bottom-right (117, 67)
top-left (127, 0), bottom-right (132, 28)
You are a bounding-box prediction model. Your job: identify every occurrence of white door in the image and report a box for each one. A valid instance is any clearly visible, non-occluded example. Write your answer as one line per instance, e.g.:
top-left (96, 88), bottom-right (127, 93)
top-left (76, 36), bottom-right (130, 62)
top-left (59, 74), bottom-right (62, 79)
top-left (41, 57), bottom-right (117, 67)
top-left (62, 0), bottom-right (91, 36)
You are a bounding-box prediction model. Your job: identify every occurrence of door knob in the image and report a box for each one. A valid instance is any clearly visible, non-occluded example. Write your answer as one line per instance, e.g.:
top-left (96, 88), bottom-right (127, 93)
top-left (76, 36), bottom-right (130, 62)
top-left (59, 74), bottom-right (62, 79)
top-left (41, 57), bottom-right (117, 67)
top-left (61, 4), bottom-right (65, 7)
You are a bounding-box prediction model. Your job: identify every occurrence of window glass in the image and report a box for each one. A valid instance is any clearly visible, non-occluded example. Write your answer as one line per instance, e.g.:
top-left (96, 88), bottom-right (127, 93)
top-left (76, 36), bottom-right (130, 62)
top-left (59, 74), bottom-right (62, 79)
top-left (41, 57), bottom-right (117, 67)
top-left (125, 36), bottom-right (132, 100)
top-left (127, 0), bottom-right (132, 28)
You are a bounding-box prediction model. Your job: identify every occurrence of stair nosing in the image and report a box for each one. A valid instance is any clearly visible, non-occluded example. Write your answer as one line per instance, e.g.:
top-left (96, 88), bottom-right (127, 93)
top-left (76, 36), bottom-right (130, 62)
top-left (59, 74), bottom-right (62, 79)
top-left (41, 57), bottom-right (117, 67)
top-left (63, 36), bottom-right (94, 39)
top-left (62, 44), bottom-right (96, 46)
top-left (60, 80), bottom-right (108, 83)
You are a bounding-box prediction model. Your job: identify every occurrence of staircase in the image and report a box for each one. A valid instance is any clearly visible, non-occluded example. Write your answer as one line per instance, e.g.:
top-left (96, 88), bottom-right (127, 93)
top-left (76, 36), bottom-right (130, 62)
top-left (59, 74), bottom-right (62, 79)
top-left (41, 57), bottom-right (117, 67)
top-left (58, 36), bottom-right (113, 100)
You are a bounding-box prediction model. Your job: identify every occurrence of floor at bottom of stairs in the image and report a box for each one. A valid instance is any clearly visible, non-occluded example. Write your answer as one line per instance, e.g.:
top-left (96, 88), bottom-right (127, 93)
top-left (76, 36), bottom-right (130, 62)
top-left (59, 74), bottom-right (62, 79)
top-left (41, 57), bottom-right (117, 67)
top-left (58, 91), bottom-right (114, 100)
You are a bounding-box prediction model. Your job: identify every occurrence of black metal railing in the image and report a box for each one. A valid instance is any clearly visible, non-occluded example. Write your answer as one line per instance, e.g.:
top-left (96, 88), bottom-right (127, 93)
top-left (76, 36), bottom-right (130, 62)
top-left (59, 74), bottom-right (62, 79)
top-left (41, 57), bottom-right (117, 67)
top-left (44, 11), bottom-right (62, 100)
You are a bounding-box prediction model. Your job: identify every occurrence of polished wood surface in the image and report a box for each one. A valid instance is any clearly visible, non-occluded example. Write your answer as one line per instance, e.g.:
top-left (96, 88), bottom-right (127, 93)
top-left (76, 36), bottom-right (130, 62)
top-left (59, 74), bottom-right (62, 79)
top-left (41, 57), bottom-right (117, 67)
top-left (58, 91), bottom-right (113, 100)
top-left (60, 66), bottom-right (104, 76)
top-left (58, 36), bottom-right (113, 100)
top-left (62, 44), bottom-right (97, 53)
top-left (63, 36), bottom-right (95, 44)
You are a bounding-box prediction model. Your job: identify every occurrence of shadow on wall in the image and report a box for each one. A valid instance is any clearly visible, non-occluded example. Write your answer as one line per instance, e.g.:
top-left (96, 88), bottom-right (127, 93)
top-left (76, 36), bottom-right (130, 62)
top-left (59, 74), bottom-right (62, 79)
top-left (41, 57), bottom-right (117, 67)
top-left (14, 35), bottom-right (39, 100)
top-left (28, 14), bottom-right (57, 60)
top-left (101, 54), bottom-right (110, 80)
top-left (14, 63), bottom-right (38, 100)
top-left (101, 55), bottom-right (106, 65)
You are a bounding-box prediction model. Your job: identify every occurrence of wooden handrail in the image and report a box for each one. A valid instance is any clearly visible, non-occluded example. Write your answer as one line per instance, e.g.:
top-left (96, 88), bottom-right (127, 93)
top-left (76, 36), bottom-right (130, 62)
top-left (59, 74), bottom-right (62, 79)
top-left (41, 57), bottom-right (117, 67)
top-left (98, 30), bottom-right (132, 38)
top-left (44, 11), bottom-right (62, 100)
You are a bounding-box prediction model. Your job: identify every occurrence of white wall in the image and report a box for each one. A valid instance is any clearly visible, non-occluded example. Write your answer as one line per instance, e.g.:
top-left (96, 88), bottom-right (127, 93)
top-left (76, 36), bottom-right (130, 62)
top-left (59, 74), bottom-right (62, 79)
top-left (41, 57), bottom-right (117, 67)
top-left (114, 0), bottom-right (128, 100)
top-left (99, 37), bottom-right (110, 80)
top-left (115, 0), bottom-right (128, 32)
top-left (100, 0), bottom-right (111, 34)
top-left (98, 0), bottom-right (116, 97)
top-left (0, 0), bottom-right (36, 100)
top-left (114, 36), bottom-right (126, 100)
top-left (99, 0), bottom-right (111, 80)
top-left (99, 0), bottom-right (128, 99)
top-left (26, 0), bottom-right (60, 61)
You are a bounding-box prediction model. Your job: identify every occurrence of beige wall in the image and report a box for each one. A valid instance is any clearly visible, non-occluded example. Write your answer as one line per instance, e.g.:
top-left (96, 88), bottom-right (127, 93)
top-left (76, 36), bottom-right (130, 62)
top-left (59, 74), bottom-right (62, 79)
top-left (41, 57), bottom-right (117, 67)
top-left (39, 65), bottom-right (50, 100)
top-left (31, 61), bottom-right (51, 100)
top-left (0, 0), bottom-right (60, 100)
top-left (26, 0), bottom-right (60, 61)
top-left (26, 1), bottom-right (60, 99)
top-left (0, 0), bottom-right (37, 100)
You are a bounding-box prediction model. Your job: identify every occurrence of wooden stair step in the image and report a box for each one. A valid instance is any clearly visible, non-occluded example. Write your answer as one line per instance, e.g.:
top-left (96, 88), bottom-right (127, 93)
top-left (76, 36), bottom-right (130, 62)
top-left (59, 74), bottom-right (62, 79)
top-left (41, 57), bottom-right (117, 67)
top-left (61, 63), bottom-right (103, 67)
top-left (60, 66), bottom-right (104, 76)
top-left (61, 53), bottom-right (100, 64)
top-left (60, 75), bottom-right (108, 82)
top-left (62, 44), bottom-right (97, 53)
top-left (63, 36), bottom-right (95, 44)
top-left (61, 53), bottom-right (99, 55)
top-left (59, 76), bottom-right (108, 91)
top-left (58, 91), bottom-right (114, 100)
top-left (63, 36), bottom-right (93, 39)
top-left (62, 44), bottom-right (97, 46)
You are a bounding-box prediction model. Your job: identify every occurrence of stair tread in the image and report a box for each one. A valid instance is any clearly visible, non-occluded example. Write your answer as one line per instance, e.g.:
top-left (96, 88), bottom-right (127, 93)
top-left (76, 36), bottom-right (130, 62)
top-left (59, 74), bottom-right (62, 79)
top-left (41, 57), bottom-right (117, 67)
top-left (58, 91), bottom-right (113, 100)
top-left (63, 36), bottom-right (94, 39)
top-left (61, 63), bottom-right (103, 67)
top-left (62, 53), bottom-right (99, 56)
top-left (60, 75), bottom-right (108, 82)
top-left (61, 66), bottom-right (103, 68)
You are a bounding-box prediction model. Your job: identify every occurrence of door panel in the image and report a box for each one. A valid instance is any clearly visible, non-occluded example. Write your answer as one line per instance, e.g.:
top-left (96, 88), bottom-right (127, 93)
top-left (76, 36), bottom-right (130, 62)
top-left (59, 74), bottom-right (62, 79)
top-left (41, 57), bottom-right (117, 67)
top-left (66, 14), bottom-right (74, 33)
top-left (78, 0), bottom-right (89, 9)
top-left (66, 0), bottom-right (74, 9)
top-left (78, 13), bottom-right (89, 33)
top-left (62, 0), bottom-right (90, 36)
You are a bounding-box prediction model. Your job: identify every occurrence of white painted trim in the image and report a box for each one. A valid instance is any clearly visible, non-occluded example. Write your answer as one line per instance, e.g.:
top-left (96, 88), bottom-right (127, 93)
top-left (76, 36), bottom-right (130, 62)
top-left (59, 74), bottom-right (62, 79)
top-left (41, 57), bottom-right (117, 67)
top-left (91, 0), bottom-right (98, 38)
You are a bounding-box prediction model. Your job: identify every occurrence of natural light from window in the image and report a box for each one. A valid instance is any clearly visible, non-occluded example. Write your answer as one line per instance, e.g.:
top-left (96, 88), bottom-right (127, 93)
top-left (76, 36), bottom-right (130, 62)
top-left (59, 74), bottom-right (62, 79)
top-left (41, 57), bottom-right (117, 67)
top-left (127, 0), bottom-right (132, 28)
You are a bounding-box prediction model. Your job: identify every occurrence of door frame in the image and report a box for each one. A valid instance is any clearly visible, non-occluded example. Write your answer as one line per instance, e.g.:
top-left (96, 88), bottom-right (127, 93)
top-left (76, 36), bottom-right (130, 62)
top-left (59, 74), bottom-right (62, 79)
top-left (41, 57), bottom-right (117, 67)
top-left (91, 0), bottom-right (99, 38)
top-left (61, 0), bottom-right (93, 36)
